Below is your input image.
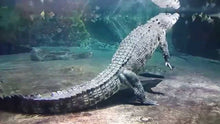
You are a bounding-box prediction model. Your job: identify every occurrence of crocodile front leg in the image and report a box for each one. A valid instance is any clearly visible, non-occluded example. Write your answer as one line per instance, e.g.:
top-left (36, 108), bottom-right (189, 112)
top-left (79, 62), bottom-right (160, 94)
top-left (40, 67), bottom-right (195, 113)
top-left (119, 69), bottom-right (158, 105)
top-left (158, 31), bottom-right (174, 70)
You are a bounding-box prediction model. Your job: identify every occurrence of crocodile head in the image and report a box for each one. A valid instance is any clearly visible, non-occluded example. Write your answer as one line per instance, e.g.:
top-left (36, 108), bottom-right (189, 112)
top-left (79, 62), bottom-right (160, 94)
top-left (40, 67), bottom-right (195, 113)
top-left (151, 0), bottom-right (180, 9)
top-left (149, 13), bottom-right (180, 30)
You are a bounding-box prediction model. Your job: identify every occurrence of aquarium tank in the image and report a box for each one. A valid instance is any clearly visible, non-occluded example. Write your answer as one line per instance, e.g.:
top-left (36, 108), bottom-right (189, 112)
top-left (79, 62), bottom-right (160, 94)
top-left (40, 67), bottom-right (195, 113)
top-left (0, 0), bottom-right (220, 124)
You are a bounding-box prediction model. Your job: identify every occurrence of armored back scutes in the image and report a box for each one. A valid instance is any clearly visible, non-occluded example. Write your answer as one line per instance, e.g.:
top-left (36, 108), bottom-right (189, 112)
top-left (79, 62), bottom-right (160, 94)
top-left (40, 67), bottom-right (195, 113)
top-left (146, 13), bottom-right (180, 30)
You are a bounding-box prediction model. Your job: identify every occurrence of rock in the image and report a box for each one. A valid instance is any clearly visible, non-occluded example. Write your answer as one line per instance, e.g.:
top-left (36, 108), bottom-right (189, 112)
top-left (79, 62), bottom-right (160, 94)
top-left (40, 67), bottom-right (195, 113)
top-left (30, 47), bottom-right (93, 61)
top-left (30, 47), bottom-right (72, 61)
top-left (73, 51), bottom-right (93, 59)
top-left (140, 116), bottom-right (153, 122)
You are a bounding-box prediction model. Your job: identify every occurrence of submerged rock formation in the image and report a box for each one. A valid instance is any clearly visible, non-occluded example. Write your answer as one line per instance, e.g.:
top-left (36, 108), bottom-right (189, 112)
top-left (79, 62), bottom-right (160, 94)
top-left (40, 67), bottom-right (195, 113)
top-left (30, 47), bottom-right (93, 61)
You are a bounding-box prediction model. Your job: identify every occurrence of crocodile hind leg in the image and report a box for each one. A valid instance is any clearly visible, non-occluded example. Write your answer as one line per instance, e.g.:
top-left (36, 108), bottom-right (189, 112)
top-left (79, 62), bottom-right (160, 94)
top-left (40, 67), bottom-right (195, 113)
top-left (119, 69), bottom-right (158, 105)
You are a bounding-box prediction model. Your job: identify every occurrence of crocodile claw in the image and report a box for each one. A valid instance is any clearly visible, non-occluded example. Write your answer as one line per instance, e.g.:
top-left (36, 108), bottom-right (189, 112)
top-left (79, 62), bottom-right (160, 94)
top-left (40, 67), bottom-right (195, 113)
top-left (165, 62), bottom-right (174, 70)
top-left (142, 98), bottom-right (159, 105)
top-left (129, 97), bottom-right (159, 106)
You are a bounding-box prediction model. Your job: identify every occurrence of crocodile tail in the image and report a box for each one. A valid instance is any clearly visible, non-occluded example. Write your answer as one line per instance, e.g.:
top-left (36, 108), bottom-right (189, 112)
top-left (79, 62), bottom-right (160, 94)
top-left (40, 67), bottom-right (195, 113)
top-left (0, 95), bottom-right (61, 114)
top-left (0, 92), bottom-right (94, 114)
top-left (0, 95), bottom-right (23, 113)
top-left (0, 65), bottom-right (121, 114)
top-left (0, 78), bottom-right (120, 114)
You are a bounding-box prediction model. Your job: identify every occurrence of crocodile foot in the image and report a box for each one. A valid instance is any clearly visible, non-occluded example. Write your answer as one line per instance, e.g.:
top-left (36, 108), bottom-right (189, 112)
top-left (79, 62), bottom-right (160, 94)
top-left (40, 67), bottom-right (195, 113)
top-left (128, 96), bottom-right (158, 105)
top-left (141, 97), bottom-right (159, 105)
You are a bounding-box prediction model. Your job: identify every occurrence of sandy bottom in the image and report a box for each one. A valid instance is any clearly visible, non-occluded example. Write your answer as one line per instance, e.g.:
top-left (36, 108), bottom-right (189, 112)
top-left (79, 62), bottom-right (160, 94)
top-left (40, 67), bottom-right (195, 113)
top-left (0, 47), bottom-right (219, 124)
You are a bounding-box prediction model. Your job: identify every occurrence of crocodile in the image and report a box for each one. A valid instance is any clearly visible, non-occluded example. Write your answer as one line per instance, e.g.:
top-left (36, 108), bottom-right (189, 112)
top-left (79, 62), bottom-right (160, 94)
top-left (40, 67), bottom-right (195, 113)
top-left (0, 13), bottom-right (179, 114)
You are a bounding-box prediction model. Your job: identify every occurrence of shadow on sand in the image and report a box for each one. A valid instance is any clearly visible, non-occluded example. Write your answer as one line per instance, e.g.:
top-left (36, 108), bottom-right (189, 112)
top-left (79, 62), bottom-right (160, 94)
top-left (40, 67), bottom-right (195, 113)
top-left (96, 79), bottom-right (163, 108)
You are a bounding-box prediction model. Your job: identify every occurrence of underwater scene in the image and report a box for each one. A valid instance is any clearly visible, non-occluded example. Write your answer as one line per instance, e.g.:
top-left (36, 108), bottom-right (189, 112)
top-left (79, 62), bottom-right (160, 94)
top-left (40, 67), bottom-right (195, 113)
top-left (0, 0), bottom-right (220, 124)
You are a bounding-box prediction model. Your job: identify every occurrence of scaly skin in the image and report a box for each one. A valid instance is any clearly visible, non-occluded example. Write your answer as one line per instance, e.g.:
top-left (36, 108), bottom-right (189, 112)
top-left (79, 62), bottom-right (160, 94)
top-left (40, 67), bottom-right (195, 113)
top-left (151, 0), bottom-right (180, 9)
top-left (0, 13), bottom-right (179, 114)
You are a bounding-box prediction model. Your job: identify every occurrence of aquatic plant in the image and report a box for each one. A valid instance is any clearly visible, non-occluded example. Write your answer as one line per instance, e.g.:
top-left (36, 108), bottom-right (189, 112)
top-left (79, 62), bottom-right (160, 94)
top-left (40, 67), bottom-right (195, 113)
top-left (67, 11), bottom-right (90, 45)
top-left (29, 10), bottom-right (90, 46)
